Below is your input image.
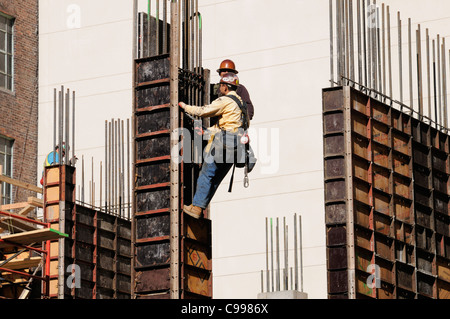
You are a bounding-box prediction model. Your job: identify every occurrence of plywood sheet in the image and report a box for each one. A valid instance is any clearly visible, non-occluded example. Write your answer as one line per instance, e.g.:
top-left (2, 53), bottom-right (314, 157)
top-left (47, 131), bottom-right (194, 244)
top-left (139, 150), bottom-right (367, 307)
top-left (0, 228), bottom-right (68, 248)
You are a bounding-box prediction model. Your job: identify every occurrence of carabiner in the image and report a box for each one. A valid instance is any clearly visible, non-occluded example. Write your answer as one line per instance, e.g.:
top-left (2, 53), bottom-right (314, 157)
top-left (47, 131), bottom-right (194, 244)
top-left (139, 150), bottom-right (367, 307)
top-left (244, 174), bottom-right (249, 188)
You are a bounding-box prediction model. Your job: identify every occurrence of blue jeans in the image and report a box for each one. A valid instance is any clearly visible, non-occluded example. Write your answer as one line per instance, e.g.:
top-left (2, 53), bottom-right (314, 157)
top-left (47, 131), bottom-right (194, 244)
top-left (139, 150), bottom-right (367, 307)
top-left (192, 152), bottom-right (233, 209)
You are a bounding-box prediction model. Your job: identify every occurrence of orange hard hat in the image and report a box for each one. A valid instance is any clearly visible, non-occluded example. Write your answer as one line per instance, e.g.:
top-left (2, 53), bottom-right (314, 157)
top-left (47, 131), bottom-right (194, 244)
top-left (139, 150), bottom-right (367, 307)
top-left (217, 59), bottom-right (238, 74)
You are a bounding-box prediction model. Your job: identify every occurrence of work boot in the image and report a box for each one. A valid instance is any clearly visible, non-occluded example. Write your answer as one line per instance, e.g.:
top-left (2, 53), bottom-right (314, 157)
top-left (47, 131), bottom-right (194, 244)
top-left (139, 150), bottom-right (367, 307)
top-left (183, 204), bottom-right (203, 219)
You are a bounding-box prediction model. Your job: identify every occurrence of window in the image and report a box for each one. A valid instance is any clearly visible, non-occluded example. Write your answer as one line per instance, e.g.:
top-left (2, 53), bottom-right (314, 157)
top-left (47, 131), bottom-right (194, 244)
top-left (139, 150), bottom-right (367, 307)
top-left (0, 136), bottom-right (13, 205)
top-left (0, 13), bottom-right (14, 91)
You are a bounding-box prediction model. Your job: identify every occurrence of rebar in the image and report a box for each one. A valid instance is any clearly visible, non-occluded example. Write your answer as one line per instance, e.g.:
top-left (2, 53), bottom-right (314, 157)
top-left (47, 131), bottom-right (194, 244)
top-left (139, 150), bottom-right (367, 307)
top-left (262, 215), bottom-right (304, 293)
top-left (328, 1), bottom-right (450, 131)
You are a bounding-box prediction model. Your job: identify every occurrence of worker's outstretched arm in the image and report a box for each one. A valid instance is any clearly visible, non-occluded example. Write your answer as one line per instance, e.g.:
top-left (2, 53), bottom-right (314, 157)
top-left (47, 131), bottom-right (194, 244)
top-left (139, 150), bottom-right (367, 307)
top-left (179, 98), bottom-right (226, 118)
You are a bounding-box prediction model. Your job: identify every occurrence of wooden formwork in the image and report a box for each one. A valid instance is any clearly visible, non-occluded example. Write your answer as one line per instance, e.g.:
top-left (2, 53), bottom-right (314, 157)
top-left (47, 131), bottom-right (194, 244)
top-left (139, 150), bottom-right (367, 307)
top-left (323, 86), bottom-right (450, 299)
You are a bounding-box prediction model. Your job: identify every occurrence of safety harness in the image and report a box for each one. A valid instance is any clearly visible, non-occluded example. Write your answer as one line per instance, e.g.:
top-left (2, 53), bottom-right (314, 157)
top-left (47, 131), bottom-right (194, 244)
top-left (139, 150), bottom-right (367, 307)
top-left (222, 94), bottom-right (256, 193)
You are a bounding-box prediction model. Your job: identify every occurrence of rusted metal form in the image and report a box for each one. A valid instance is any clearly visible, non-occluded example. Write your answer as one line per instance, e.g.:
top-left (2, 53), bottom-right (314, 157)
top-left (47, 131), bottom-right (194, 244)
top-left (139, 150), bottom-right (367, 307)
top-left (132, 54), bottom-right (212, 299)
top-left (323, 86), bottom-right (450, 299)
top-left (43, 165), bottom-right (132, 299)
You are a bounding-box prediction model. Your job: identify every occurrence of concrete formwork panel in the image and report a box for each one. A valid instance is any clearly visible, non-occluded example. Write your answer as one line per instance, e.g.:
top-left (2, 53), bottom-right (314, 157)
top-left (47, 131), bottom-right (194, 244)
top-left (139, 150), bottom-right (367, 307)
top-left (132, 54), bottom-right (212, 299)
top-left (323, 86), bottom-right (450, 299)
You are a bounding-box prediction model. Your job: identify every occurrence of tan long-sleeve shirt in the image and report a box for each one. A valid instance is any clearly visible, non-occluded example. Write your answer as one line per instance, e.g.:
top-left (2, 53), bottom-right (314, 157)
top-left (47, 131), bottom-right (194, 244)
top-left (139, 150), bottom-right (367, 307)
top-left (183, 91), bottom-right (244, 133)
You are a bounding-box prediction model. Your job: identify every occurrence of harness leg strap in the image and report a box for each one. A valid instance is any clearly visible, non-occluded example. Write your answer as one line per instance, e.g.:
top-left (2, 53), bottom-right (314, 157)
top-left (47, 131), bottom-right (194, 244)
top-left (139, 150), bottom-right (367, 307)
top-left (228, 164), bottom-right (236, 193)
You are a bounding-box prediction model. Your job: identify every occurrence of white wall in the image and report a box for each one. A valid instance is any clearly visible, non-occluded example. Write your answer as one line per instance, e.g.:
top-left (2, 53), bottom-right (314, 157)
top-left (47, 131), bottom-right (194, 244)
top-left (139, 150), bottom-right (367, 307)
top-left (38, 0), bottom-right (133, 205)
top-left (197, 0), bottom-right (330, 299)
top-left (38, 0), bottom-right (450, 299)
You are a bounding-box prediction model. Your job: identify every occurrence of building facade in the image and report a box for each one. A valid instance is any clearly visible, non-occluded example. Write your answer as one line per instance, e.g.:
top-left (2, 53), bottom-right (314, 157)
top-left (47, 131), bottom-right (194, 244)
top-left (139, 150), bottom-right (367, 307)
top-left (0, 0), bottom-right (39, 205)
top-left (37, 0), bottom-right (450, 299)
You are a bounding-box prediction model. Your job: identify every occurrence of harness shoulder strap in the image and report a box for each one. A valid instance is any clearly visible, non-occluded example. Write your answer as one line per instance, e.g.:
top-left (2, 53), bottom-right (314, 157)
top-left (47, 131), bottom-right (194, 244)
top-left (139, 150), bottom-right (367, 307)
top-left (224, 94), bottom-right (249, 130)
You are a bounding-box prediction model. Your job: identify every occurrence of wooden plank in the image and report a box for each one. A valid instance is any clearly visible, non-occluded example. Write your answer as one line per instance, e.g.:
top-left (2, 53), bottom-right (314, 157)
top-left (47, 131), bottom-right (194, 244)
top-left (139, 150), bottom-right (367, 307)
top-left (0, 228), bottom-right (68, 248)
top-left (1, 256), bottom-right (41, 270)
top-left (0, 174), bottom-right (42, 194)
top-left (18, 205), bottom-right (35, 216)
top-left (27, 197), bottom-right (43, 208)
top-left (0, 217), bottom-right (37, 232)
top-left (0, 198), bottom-right (42, 212)
top-left (0, 202), bottom-right (29, 211)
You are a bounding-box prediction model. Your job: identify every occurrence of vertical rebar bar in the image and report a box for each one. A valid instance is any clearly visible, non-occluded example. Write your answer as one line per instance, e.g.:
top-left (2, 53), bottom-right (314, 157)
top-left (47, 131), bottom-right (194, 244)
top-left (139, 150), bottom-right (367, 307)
top-left (195, 0), bottom-right (199, 70)
top-left (100, 161), bottom-right (102, 211)
top-left (190, 0), bottom-right (194, 71)
top-left (290, 267), bottom-right (293, 291)
top-left (105, 120), bottom-right (108, 211)
top-left (330, 0), bottom-right (335, 86)
top-left (341, 0), bottom-right (346, 85)
top-left (438, 35), bottom-right (442, 126)
top-left (372, 2), bottom-right (378, 94)
top-left (72, 91), bottom-right (75, 165)
top-left (377, 6), bottom-right (382, 95)
top-left (387, 6), bottom-right (392, 98)
top-left (183, 0), bottom-right (187, 69)
top-left (345, 0), bottom-right (350, 84)
top-left (53, 88), bottom-right (57, 153)
top-left (442, 38), bottom-right (448, 129)
top-left (433, 40), bottom-right (438, 127)
top-left (349, 0), bottom-right (355, 85)
top-left (118, 119), bottom-right (122, 216)
top-left (81, 155), bottom-right (85, 203)
top-left (357, 0), bottom-right (362, 87)
top-left (270, 218), bottom-right (274, 292)
top-left (109, 121), bottom-right (112, 212)
top-left (111, 120), bottom-right (114, 211)
top-left (65, 89), bottom-right (70, 165)
top-left (121, 120), bottom-right (125, 216)
top-left (398, 12), bottom-right (403, 104)
top-left (163, 0), bottom-right (167, 53)
top-left (276, 217), bottom-right (280, 291)
top-left (367, 2), bottom-right (372, 91)
top-left (260, 270), bottom-right (263, 293)
top-left (156, 0), bottom-right (160, 55)
top-left (382, 4), bottom-right (386, 97)
top-left (58, 86), bottom-right (64, 165)
top-left (427, 29), bottom-right (432, 121)
top-left (294, 213), bottom-right (298, 291)
top-left (198, 12), bottom-right (202, 70)
top-left (265, 218), bottom-right (269, 293)
top-left (91, 157), bottom-right (94, 206)
top-left (336, 0), bottom-right (342, 85)
top-left (127, 118), bottom-right (131, 219)
top-left (417, 25), bottom-right (423, 118)
top-left (363, 0), bottom-right (367, 87)
top-left (283, 217), bottom-right (288, 290)
top-left (408, 18), bottom-right (413, 111)
top-left (114, 120), bottom-right (117, 213)
top-left (299, 215), bottom-right (303, 292)
top-left (147, 0), bottom-right (151, 57)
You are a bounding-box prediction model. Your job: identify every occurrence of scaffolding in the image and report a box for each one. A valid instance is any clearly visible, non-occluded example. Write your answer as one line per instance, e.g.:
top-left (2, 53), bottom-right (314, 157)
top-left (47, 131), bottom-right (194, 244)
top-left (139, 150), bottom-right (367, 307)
top-left (0, 170), bottom-right (67, 299)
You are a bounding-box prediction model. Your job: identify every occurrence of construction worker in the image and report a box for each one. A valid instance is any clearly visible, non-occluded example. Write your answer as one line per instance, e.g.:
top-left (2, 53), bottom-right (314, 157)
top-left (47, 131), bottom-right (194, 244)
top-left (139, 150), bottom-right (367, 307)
top-left (216, 59), bottom-right (254, 120)
top-left (39, 143), bottom-right (66, 185)
top-left (179, 73), bottom-right (248, 219)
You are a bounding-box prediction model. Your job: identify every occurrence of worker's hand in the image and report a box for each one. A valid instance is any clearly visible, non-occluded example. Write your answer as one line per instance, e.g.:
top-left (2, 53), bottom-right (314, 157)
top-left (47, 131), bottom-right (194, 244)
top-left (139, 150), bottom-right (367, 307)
top-left (194, 125), bottom-right (204, 136)
top-left (179, 102), bottom-right (186, 110)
